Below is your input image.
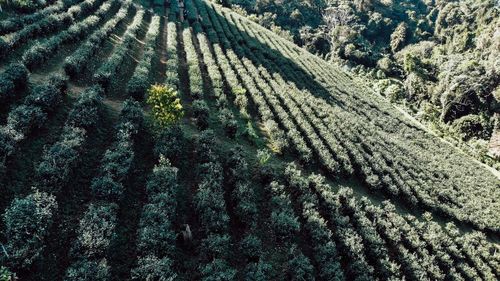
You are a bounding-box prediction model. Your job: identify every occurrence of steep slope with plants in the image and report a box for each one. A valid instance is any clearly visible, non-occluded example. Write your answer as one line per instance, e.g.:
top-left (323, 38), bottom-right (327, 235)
top-left (0, 0), bottom-right (498, 280)
top-left (231, 0), bottom-right (500, 167)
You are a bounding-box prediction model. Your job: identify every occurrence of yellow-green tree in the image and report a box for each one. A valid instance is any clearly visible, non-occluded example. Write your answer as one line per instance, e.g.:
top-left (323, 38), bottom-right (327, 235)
top-left (147, 84), bottom-right (183, 127)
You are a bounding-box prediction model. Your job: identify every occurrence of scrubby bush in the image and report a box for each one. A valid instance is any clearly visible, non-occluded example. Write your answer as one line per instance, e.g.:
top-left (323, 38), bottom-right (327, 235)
top-left (384, 83), bottom-right (404, 102)
top-left (3, 190), bottom-right (57, 268)
top-left (452, 114), bottom-right (491, 141)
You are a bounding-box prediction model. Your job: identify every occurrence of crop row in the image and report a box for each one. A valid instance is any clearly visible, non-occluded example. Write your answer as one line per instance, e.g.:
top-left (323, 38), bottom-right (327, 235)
top-left (22, 0), bottom-right (116, 69)
top-left (165, 22), bottom-right (179, 89)
top-left (64, 0), bottom-right (132, 77)
top-left (94, 8), bottom-right (146, 89)
top-left (0, 74), bottom-right (65, 175)
top-left (0, 0), bottom-right (106, 57)
top-left (37, 86), bottom-right (104, 193)
top-left (194, 130), bottom-right (236, 280)
top-left (214, 3), bottom-right (500, 232)
top-left (282, 162), bottom-right (499, 280)
top-left (185, 1), bottom-right (238, 137)
top-left (132, 155), bottom-right (178, 279)
top-left (1, 76), bottom-right (68, 269)
top-left (196, 32), bottom-right (238, 138)
top-left (0, 0), bottom-right (67, 35)
top-left (127, 15), bottom-right (161, 100)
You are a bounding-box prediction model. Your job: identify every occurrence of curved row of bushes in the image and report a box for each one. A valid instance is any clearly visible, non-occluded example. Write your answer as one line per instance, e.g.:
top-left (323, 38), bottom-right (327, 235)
top-left (63, 0), bottom-right (132, 77)
top-left (22, 0), bottom-right (116, 69)
top-left (0, 0), bottom-right (107, 57)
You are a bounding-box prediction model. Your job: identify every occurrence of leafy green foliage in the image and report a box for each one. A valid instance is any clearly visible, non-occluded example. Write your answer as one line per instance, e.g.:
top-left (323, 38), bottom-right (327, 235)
top-left (3, 190), bottom-right (57, 268)
top-left (0, 266), bottom-right (16, 281)
top-left (147, 84), bottom-right (184, 127)
top-left (0, 63), bottom-right (28, 102)
top-left (64, 258), bottom-right (110, 281)
top-left (131, 255), bottom-right (176, 281)
top-left (193, 99), bottom-right (210, 129)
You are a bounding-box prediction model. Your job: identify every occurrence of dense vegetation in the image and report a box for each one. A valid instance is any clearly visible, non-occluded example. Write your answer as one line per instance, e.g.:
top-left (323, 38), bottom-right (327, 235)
top-left (230, 0), bottom-right (500, 166)
top-left (0, 0), bottom-right (498, 280)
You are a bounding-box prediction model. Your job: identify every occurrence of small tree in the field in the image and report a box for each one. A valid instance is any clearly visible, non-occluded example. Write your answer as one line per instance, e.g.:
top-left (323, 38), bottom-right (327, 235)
top-left (146, 84), bottom-right (183, 127)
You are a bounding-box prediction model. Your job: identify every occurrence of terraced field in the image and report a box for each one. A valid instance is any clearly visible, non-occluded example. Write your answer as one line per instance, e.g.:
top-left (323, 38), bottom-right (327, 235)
top-left (0, 0), bottom-right (499, 280)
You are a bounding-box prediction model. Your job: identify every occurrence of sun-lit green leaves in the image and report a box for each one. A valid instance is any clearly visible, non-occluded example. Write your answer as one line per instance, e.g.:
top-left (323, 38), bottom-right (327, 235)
top-left (147, 84), bottom-right (184, 127)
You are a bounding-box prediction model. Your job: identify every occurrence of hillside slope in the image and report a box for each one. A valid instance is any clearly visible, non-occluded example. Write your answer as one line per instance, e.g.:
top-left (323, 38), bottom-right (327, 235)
top-left (0, 0), bottom-right (498, 280)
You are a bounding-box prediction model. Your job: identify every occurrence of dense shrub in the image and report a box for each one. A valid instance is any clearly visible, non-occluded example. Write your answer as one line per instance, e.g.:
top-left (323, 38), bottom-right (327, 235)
top-left (218, 109), bottom-right (237, 138)
top-left (199, 259), bottom-right (237, 281)
top-left (0, 63), bottom-right (29, 102)
top-left (131, 255), bottom-right (176, 281)
top-left (287, 245), bottom-right (315, 281)
top-left (24, 83), bottom-right (63, 109)
top-left (452, 114), bottom-right (491, 141)
top-left (71, 203), bottom-right (117, 259)
top-left (192, 99), bottom-right (210, 129)
top-left (3, 190), bottom-right (57, 268)
top-left (66, 86), bottom-right (103, 128)
top-left (64, 258), bottom-right (110, 281)
top-left (136, 203), bottom-right (176, 257)
top-left (195, 161), bottom-right (229, 233)
top-left (244, 260), bottom-right (273, 281)
top-left (268, 181), bottom-right (300, 241)
top-left (37, 126), bottom-right (86, 191)
top-left (154, 125), bottom-right (185, 163)
top-left (0, 266), bottom-right (17, 281)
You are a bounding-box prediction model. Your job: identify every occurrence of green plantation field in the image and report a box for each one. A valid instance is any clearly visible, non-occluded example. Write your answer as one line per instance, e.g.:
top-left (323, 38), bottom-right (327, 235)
top-left (0, 0), bottom-right (499, 280)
